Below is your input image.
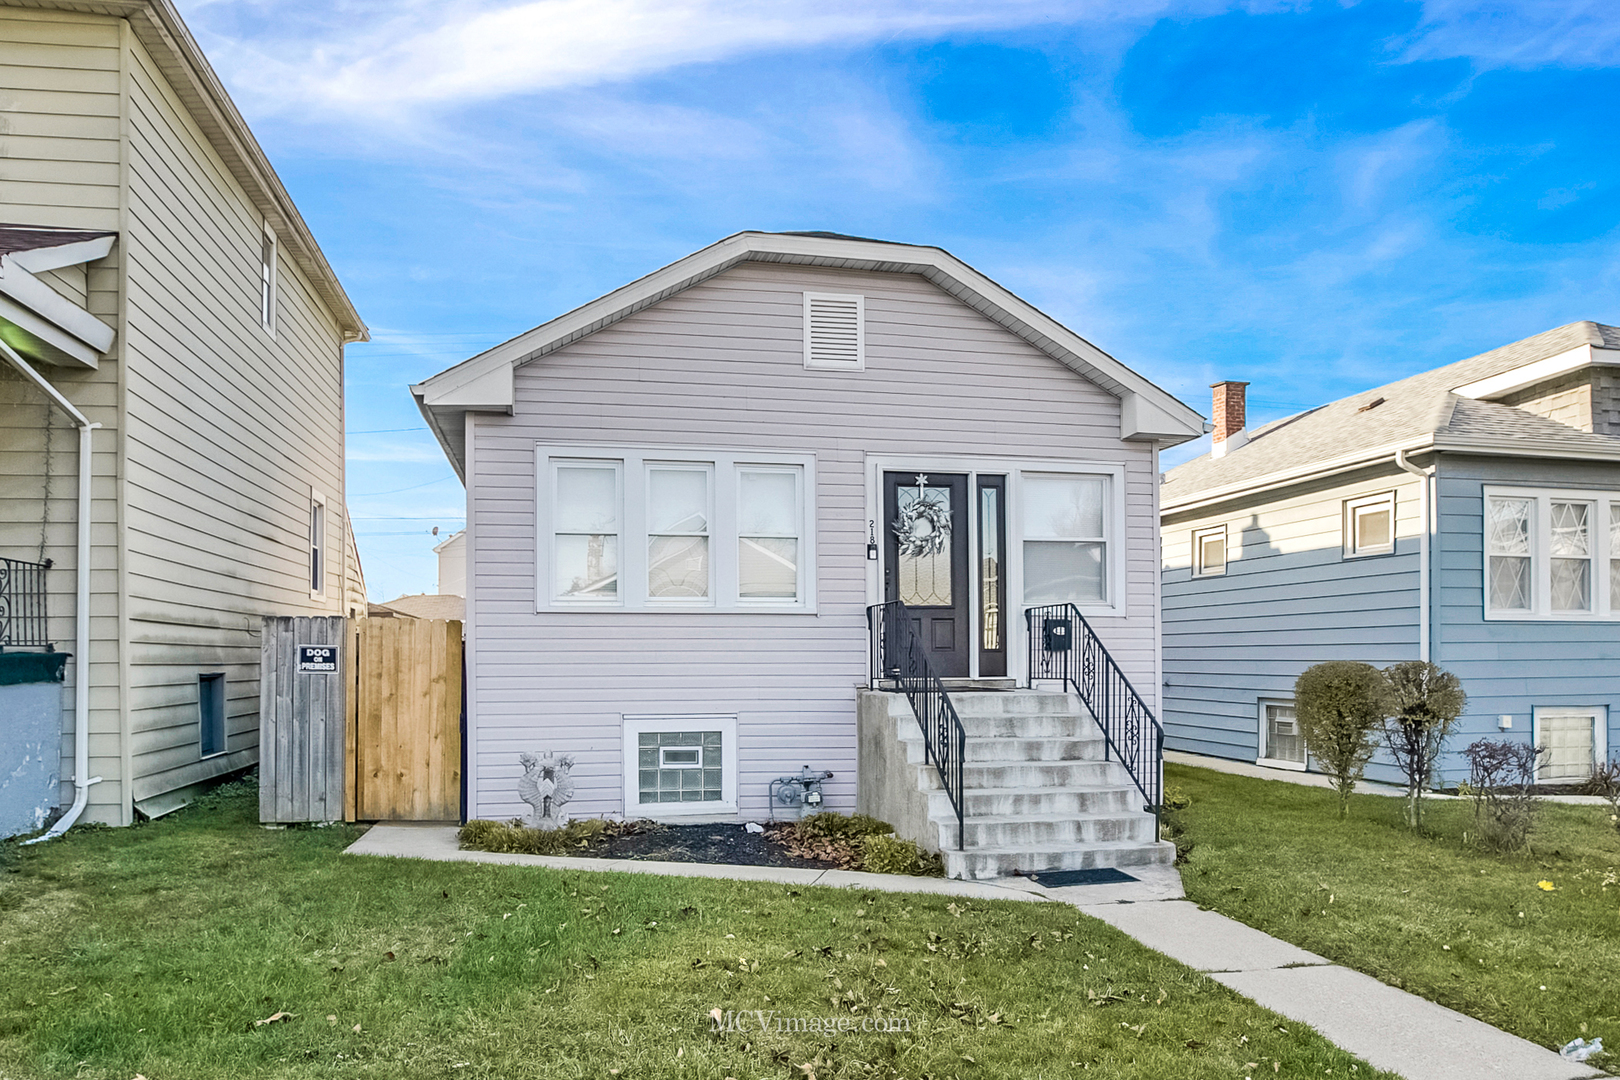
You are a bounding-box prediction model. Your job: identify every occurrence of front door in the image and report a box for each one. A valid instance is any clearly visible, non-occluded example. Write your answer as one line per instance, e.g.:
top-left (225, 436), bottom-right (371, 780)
top-left (884, 472), bottom-right (970, 677)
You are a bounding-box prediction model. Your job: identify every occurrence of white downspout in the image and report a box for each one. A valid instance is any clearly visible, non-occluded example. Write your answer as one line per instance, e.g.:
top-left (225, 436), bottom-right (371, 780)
top-left (1, 340), bottom-right (104, 842)
top-left (1395, 449), bottom-right (1434, 664)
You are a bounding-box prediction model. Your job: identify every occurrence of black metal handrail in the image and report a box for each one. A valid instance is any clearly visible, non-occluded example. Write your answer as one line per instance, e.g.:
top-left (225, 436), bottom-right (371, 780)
top-left (1025, 603), bottom-right (1164, 840)
top-left (867, 600), bottom-right (966, 849)
top-left (0, 556), bottom-right (52, 650)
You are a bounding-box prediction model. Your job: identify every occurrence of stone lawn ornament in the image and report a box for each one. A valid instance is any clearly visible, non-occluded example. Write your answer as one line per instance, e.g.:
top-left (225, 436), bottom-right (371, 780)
top-left (518, 751), bottom-right (576, 830)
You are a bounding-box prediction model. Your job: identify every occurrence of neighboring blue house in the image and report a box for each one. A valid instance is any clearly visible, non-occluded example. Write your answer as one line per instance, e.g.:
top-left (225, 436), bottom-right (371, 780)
top-left (1161, 321), bottom-right (1620, 785)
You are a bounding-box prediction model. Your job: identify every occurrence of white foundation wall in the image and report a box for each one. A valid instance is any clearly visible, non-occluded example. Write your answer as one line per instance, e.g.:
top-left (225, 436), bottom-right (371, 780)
top-left (465, 261), bottom-right (1161, 822)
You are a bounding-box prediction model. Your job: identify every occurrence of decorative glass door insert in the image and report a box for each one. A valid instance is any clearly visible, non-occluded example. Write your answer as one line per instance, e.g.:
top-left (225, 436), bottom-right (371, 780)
top-left (895, 478), bottom-right (953, 606)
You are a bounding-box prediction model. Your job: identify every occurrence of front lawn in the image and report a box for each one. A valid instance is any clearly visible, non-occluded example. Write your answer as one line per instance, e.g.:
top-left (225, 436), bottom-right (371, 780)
top-left (1169, 762), bottom-right (1620, 1067)
top-left (0, 781), bottom-right (1392, 1079)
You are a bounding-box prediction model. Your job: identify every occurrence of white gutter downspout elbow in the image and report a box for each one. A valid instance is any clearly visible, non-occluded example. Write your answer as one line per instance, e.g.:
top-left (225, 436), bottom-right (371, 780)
top-left (1394, 449), bottom-right (1435, 664)
top-left (1, 340), bottom-right (103, 843)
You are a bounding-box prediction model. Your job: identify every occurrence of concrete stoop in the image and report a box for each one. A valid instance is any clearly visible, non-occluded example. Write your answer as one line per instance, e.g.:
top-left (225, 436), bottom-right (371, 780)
top-left (856, 689), bottom-right (1173, 881)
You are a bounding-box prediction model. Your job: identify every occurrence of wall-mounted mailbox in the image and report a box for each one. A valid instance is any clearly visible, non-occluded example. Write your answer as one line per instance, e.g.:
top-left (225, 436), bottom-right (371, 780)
top-left (1043, 617), bottom-right (1072, 652)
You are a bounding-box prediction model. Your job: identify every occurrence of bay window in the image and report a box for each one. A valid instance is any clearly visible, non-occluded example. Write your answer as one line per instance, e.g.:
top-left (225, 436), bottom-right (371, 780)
top-left (540, 447), bottom-right (814, 611)
top-left (1485, 486), bottom-right (1620, 619)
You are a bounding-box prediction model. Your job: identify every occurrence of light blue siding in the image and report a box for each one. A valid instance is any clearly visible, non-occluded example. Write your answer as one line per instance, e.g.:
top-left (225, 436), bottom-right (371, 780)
top-left (1161, 464), bottom-right (1422, 781)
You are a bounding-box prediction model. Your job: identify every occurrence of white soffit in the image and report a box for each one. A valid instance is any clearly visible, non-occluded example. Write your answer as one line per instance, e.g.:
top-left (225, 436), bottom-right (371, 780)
top-left (1452, 344), bottom-right (1617, 400)
top-left (412, 232), bottom-right (1205, 449)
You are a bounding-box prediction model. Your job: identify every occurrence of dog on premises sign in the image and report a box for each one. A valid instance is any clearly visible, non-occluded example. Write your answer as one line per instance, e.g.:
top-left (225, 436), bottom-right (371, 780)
top-left (296, 644), bottom-right (339, 674)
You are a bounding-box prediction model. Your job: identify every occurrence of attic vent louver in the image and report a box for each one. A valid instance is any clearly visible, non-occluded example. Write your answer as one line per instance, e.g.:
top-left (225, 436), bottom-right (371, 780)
top-left (803, 292), bottom-right (865, 370)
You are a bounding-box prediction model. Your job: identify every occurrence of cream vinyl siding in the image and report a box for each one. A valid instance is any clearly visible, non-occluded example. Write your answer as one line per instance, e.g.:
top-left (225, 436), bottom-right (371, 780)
top-left (119, 30), bottom-right (347, 804)
top-left (467, 261), bottom-right (1159, 822)
top-left (0, 9), bottom-right (126, 820)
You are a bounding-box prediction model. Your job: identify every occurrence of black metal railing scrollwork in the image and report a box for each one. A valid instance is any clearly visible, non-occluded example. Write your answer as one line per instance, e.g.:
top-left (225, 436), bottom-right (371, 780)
top-left (1025, 603), bottom-right (1164, 841)
top-left (867, 600), bottom-right (966, 849)
top-left (0, 557), bottom-right (52, 650)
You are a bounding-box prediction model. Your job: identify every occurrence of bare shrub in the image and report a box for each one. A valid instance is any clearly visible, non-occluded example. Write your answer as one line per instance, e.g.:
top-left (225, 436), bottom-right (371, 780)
top-left (1382, 661), bottom-right (1467, 830)
top-left (1461, 739), bottom-right (1546, 852)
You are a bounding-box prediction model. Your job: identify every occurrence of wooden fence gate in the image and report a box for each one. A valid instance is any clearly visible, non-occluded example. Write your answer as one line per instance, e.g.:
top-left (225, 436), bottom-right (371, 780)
top-left (346, 617), bottom-right (464, 822)
top-left (260, 615), bottom-right (463, 823)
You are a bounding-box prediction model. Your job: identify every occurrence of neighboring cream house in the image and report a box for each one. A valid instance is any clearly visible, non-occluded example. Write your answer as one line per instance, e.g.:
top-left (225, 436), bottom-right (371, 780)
top-left (0, 0), bottom-right (367, 834)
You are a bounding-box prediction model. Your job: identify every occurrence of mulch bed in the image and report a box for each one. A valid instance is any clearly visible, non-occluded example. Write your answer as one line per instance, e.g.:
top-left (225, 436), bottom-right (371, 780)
top-left (587, 820), bottom-right (836, 868)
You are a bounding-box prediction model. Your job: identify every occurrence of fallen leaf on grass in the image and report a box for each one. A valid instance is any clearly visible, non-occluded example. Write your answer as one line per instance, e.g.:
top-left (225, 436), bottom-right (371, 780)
top-left (1537, 880), bottom-right (1556, 892)
top-left (253, 1011), bottom-right (295, 1028)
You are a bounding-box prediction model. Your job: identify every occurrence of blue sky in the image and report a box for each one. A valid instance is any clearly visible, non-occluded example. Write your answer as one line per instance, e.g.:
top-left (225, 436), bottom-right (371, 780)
top-left (176, 0), bottom-right (1620, 601)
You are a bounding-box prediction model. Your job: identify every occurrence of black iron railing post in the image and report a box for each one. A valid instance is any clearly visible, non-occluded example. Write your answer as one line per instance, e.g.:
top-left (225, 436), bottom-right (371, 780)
top-left (1024, 601), bottom-right (1164, 842)
top-left (868, 600), bottom-right (966, 850)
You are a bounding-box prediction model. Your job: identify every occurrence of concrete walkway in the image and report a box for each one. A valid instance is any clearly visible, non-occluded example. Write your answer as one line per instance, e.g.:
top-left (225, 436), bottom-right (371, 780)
top-left (1166, 749), bottom-right (1610, 806)
top-left (346, 825), bottom-right (1601, 1080)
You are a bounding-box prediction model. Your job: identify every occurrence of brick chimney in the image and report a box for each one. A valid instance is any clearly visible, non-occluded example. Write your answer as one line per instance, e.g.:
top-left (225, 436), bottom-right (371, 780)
top-left (1210, 381), bottom-right (1249, 459)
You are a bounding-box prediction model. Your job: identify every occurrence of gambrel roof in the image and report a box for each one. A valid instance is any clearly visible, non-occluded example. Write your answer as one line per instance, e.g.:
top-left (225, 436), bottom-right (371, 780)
top-left (1163, 321), bottom-right (1620, 512)
top-left (412, 231), bottom-right (1206, 477)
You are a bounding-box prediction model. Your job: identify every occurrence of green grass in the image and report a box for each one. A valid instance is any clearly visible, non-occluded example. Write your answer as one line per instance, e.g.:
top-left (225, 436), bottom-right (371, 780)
top-left (1169, 762), bottom-right (1620, 1067)
top-left (0, 780), bottom-right (1394, 1079)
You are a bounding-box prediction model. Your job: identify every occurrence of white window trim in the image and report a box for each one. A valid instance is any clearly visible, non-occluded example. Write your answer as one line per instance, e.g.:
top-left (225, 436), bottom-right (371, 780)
top-left (802, 291), bottom-right (865, 371)
top-left (536, 445), bottom-right (817, 613)
top-left (1192, 524), bottom-right (1228, 577)
top-left (1343, 490), bottom-right (1396, 558)
top-left (1484, 485), bottom-right (1620, 621)
top-left (1256, 698), bottom-right (1308, 771)
top-left (1531, 706), bottom-right (1608, 783)
top-left (622, 713), bottom-right (738, 817)
top-left (259, 223), bottom-right (278, 336)
top-left (309, 489), bottom-right (327, 600)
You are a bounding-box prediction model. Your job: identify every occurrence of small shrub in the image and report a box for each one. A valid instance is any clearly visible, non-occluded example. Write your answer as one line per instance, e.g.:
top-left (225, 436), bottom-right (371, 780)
top-left (1294, 661), bottom-right (1393, 818)
top-left (1462, 739), bottom-right (1546, 852)
top-left (1382, 661), bottom-right (1467, 830)
top-left (793, 813), bottom-right (895, 842)
top-left (459, 817), bottom-right (621, 855)
top-left (858, 833), bottom-right (945, 876)
top-left (1585, 757), bottom-right (1620, 837)
top-left (1158, 786), bottom-right (1194, 864)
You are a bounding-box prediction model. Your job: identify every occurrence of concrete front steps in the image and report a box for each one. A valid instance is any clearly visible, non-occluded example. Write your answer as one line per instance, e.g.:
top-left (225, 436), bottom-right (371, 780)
top-left (857, 689), bottom-right (1173, 881)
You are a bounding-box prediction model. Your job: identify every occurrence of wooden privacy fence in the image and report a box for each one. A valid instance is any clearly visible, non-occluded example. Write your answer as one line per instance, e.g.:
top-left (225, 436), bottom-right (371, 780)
top-left (260, 615), bottom-right (463, 823)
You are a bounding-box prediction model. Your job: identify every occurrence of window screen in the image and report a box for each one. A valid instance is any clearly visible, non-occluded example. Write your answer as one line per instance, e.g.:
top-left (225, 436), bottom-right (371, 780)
top-left (1263, 702), bottom-right (1305, 764)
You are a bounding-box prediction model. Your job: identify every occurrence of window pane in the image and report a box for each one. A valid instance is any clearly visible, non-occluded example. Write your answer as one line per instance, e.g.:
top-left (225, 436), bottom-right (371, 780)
top-left (980, 486), bottom-right (1001, 651)
top-left (1489, 555), bottom-right (1530, 611)
top-left (1355, 506), bottom-right (1391, 551)
top-left (1266, 704), bottom-right (1304, 763)
top-left (1612, 504), bottom-right (1620, 610)
top-left (1552, 558), bottom-right (1591, 612)
top-left (648, 468), bottom-right (708, 534)
top-left (1488, 498), bottom-right (1531, 555)
top-left (896, 485), bottom-right (953, 606)
top-left (1024, 540), bottom-right (1105, 605)
top-left (1550, 501), bottom-right (1590, 556)
top-left (1199, 532), bottom-right (1226, 573)
top-left (648, 535), bottom-right (709, 597)
top-left (739, 536), bottom-right (798, 598)
top-left (1538, 714), bottom-right (1595, 782)
top-left (638, 731), bottom-right (723, 804)
top-left (556, 466), bottom-right (618, 532)
top-left (556, 534), bottom-right (618, 597)
top-left (739, 470), bottom-right (797, 536)
top-left (1023, 476), bottom-right (1105, 539)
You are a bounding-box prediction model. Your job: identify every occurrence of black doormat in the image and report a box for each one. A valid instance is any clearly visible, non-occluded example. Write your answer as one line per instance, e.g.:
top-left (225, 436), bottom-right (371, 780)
top-left (1026, 867), bottom-right (1138, 888)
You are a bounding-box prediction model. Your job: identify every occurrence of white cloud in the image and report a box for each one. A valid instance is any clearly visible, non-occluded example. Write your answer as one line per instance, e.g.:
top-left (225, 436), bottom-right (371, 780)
top-left (1408, 0), bottom-right (1620, 68)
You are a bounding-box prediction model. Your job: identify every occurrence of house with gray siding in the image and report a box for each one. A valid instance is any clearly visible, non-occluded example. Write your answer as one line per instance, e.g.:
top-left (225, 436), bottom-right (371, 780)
top-left (1162, 321), bottom-right (1620, 786)
top-left (0, 0), bottom-right (367, 838)
top-left (413, 231), bottom-right (1205, 877)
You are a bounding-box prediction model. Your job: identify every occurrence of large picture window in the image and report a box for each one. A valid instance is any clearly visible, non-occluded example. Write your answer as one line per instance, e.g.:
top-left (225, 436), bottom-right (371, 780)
top-left (1022, 473), bottom-right (1108, 605)
top-left (539, 448), bottom-right (814, 611)
top-left (1485, 487), bottom-right (1620, 619)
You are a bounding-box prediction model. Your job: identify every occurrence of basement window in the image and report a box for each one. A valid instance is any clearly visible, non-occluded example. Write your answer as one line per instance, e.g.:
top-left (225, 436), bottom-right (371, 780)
top-left (803, 292), bottom-right (864, 370)
top-left (199, 673), bottom-right (227, 758)
top-left (622, 714), bottom-right (737, 816)
top-left (1257, 700), bottom-right (1305, 770)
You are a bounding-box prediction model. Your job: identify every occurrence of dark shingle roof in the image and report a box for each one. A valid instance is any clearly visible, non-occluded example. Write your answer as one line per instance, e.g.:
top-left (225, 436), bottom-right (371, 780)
top-left (1163, 321), bottom-right (1620, 507)
top-left (0, 225), bottom-right (116, 258)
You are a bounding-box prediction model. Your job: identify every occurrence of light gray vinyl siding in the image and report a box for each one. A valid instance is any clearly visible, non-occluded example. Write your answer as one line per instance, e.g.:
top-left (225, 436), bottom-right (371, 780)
top-left (1161, 464), bottom-right (1423, 770)
top-left (0, 10), bottom-right (125, 819)
top-left (468, 261), bottom-right (1159, 822)
top-left (1432, 454), bottom-right (1620, 777)
top-left (119, 30), bottom-right (349, 806)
